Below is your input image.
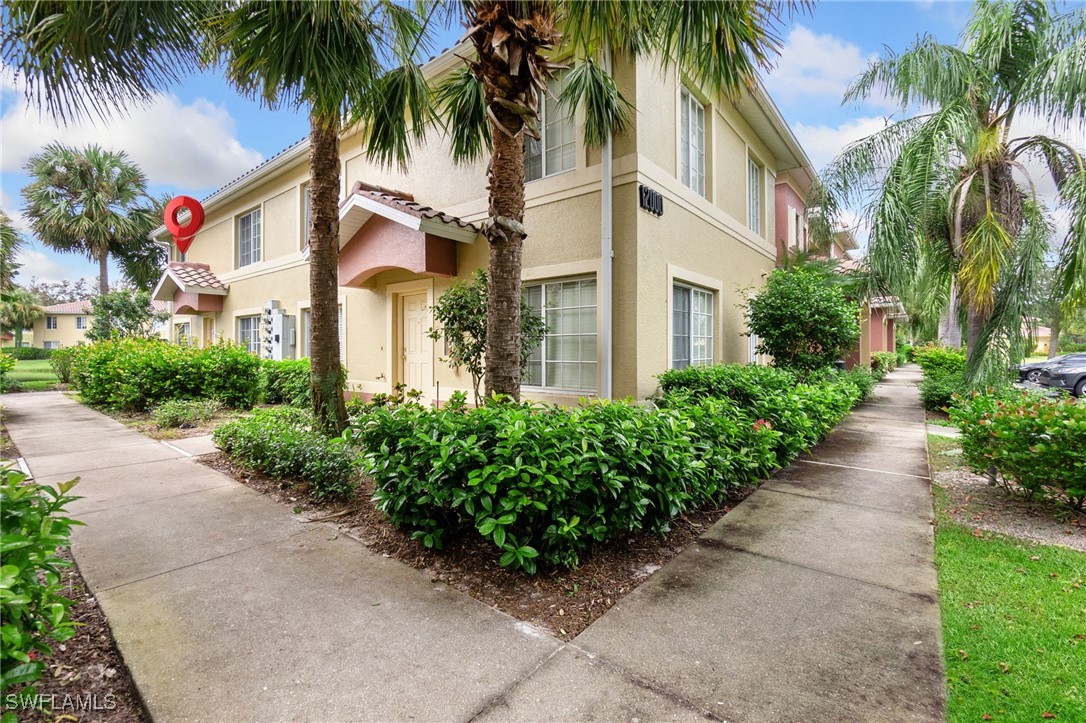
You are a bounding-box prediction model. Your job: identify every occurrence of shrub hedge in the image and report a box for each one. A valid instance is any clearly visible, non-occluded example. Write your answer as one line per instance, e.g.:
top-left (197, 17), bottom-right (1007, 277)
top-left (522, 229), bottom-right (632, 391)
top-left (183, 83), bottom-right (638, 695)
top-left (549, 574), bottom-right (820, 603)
top-left (354, 364), bottom-right (871, 573)
top-left (3, 347), bottom-right (52, 360)
top-left (69, 338), bottom-right (260, 411)
top-left (871, 351), bottom-right (898, 376)
top-left (950, 391), bottom-right (1086, 509)
top-left (213, 407), bottom-right (360, 501)
top-left (49, 346), bottom-right (78, 384)
top-left (151, 398), bottom-right (222, 428)
top-left (260, 359), bottom-right (312, 407)
top-left (914, 345), bottom-right (967, 411)
top-left (0, 467), bottom-right (81, 695)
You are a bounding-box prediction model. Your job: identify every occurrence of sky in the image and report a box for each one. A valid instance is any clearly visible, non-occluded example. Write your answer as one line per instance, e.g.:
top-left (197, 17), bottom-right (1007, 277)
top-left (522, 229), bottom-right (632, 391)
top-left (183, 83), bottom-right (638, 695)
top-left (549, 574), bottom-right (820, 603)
top-left (0, 1), bottom-right (1076, 288)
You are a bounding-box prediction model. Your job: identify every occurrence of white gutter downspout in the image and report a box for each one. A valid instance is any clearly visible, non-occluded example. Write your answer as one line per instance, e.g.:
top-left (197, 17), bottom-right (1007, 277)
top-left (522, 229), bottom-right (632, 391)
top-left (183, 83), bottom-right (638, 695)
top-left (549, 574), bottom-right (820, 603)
top-left (599, 45), bottom-right (614, 400)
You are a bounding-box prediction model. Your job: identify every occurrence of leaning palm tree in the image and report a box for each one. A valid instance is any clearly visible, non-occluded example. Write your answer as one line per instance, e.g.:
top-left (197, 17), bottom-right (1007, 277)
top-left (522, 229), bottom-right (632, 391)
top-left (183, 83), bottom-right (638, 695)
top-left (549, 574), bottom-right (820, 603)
top-left (21, 144), bottom-right (164, 295)
top-left (211, 0), bottom-right (431, 434)
top-left (427, 0), bottom-right (801, 399)
top-left (818, 0), bottom-right (1086, 382)
top-left (0, 288), bottom-right (44, 347)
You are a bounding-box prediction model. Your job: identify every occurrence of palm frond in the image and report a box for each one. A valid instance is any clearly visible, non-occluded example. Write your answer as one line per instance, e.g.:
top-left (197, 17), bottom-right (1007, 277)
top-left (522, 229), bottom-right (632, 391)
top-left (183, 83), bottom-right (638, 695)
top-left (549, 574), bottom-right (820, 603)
top-left (558, 57), bottom-right (632, 148)
top-left (559, 0), bottom-right (655, 57)
top-left (843, 34), bottom-right (976, 110)
top-left (1052, 169), bottom-right (1086, 315)
top-left (434, 66), bottom-right (491, 164)
top-left (360, 62), bottom-right (434, 170)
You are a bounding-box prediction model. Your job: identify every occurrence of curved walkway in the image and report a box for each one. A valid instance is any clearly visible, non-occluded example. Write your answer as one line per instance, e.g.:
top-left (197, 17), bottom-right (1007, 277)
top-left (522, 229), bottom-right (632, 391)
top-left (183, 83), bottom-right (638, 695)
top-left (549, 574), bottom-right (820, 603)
top-left (0, 367), bottom-right (943, 722)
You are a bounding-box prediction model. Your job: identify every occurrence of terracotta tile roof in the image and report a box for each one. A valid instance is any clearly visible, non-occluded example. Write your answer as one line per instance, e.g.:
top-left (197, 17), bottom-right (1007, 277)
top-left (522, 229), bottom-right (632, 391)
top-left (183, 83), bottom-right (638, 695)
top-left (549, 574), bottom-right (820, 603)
top-left (167, 262), bottom-right (227, 290)
top-left (41, 300), bottom-right (93, 314)
top-left (346, 181), bottom-right (479, 232)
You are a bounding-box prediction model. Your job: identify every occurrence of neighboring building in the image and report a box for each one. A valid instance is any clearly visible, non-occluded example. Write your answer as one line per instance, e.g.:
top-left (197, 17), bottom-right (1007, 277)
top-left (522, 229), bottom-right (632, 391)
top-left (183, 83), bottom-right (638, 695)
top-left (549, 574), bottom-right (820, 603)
top-left (1031, 325), bottom-right (1052, 355)
top-left (32, 301), bottom-right (93, 349)
top-left (0, 330), bottom-right (34, 348)
top-left (152, 46), bottom-right (816, 403)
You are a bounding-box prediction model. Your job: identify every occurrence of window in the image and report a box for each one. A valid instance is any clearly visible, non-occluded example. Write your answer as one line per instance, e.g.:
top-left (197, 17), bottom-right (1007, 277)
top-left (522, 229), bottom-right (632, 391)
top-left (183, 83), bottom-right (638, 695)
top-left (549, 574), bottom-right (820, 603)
top-left (75, 316), bottom-right (88, 330)
top-left (46, 316), bottom-right (58, 330)
top-left (174, 322), bottom-right (191, 345)
top-left (43, 341), bottom-right (60, 350)
top-left (523, 278), bottom-right (597, 391)
top-left (525, 71), bottom-right (575, 182)
top-left (679, 87), bottom-right (706, 196)
top-left (237, 316), bottom-right (260, 354)
top-left (301, 183), bottom-right (311, 249)
top-left (794, 210), bottom-right (804, 250)
top-left (237, 208), bottom-right (262, 267)
top-left (672, 283), bottom-right (714, 370)
top-left (748, 158), bottom-right (762, 233)
top-left (748, 332), bottom-right (761, 365)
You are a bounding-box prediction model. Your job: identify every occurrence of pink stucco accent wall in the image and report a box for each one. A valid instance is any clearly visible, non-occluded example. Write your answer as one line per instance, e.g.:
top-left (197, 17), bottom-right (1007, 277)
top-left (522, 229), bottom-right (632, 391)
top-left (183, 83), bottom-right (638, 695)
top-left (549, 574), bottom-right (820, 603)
top-left (774, 183), bottom-right (806, 265)
top-left (173, 289), bottom-right (223, 314)
top-left (870, 308), bottom-right (896, 353)
top-left (338, 215), bottom-right (457, 287)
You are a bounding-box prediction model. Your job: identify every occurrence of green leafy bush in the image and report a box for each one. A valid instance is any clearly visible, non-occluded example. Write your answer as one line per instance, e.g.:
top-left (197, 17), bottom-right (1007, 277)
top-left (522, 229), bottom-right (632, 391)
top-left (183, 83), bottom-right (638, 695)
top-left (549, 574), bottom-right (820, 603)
top-left (745, 266), bottom-right (861, 372)
top-left (70, 338), bottom-right (260, 411)
top-left (871, 351), bottom-right (898, 375)
top-left (950, 391), bottom-right (1086, 509)
top-left (260, 359), bottom-right (312, 407)
top-left (213, 407), bottom-right (360, 501)
top-left (48, 346), bottom-right (77, 384)
top-left (3, 347), bottom-right (51, 361)
top-left (897, 342), bottom-right (913, 365)
top-left (0, 468), bottom-right (82, 695)
top-left (913, 345), bottom-right (966, 376)
top-left (352, 398), bottom-right (780, 572)
top-left (914, 345), bottom-right (968, 410)
top-left (151, 398), bottom-right (222, 428)
top-left (0, 353), bottom-right (16, 392)
top-left (657, 364), bottom-right (798, 406)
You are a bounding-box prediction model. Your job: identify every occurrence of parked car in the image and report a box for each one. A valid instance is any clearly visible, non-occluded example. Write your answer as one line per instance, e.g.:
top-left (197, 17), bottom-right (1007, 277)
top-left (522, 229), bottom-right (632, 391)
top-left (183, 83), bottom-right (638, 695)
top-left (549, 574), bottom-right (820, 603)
top-left (1018, 355), bottom-right (1066, 382)
top-left (1037, 353), bottom-right (1086, 396)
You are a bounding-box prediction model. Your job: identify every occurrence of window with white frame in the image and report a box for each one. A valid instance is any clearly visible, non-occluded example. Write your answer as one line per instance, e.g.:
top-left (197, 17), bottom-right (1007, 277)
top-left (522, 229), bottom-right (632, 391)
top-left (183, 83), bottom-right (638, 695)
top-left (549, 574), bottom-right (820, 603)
top-left (794, 210), bottom-right (804, 250)
top-left (75, 316), bottom-right (88, 330)
top-left (46, 316), bottom-right (58, 330)
top-left (525, 71), bottom-right (575, 182)
top-left (297, 305), bottom-right (344, 364)
top-left (672, 283), bottom-right (714, 370)
top-left (679, 87), bottom-right (706, 196)
top-left (237, 316), bottom-right (260, 354)
top-left (43, 341), bottom-right (60, 350)
top-left (748, 332), bottom-right (761, 364)
top-left (748, 158), bottom-right (762, 234)
top-left (523, 278), bottom-right (597, 391)
top-left (300, 308), bottom-right (311, 358)
top-left (237, 208), bottom-right (262, 267)
top-left (174, 322), bottom-right (191, 345)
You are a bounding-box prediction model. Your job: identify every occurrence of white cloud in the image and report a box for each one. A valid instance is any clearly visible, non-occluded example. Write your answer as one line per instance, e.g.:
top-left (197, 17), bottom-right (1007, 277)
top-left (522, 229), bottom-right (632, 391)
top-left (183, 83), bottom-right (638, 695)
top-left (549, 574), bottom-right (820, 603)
top-left (764, 25), bottom-right (880, 104)
top-left (0, 189), bottom-right (32, 233)
top-left (1, 70), bottom-right (263, 192)
top-left (13, 248), bottom-right (86, 285)
top-left (792, 116), bottom-right (891, 173)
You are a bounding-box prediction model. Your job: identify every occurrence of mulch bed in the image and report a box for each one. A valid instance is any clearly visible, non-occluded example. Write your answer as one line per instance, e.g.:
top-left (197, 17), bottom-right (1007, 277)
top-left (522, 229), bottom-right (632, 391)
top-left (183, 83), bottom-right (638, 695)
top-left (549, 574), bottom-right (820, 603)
top-left (200, 452), bottom-right (755, 641)
top-left (1, 427), bottom-right (147, 723)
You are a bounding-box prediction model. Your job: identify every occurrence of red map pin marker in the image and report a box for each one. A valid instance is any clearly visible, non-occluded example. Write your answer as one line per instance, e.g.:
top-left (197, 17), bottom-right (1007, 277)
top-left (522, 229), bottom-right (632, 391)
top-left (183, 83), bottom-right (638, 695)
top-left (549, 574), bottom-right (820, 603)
top-left (164, 196), bottom-right (205, 255)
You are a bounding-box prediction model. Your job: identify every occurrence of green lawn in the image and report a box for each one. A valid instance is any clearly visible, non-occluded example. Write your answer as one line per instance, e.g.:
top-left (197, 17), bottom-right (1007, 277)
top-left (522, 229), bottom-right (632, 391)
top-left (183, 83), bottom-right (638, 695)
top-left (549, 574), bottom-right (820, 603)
top-left (933, 483), bottom-right (1086, 721)
top-left (5, 359), bottom-right (60, 391)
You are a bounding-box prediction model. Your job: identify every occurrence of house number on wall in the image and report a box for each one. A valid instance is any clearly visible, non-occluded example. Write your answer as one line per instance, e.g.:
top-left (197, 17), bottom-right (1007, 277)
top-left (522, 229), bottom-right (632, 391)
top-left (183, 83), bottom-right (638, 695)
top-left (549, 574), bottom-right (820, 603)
top-left (639, 184), bottom-right (663, 217)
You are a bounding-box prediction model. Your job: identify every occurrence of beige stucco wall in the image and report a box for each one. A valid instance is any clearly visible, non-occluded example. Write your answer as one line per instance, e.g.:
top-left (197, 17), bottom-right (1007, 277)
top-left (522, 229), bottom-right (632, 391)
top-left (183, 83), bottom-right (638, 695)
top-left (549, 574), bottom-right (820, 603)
top-left (33, 314), bottom-right (90, 348)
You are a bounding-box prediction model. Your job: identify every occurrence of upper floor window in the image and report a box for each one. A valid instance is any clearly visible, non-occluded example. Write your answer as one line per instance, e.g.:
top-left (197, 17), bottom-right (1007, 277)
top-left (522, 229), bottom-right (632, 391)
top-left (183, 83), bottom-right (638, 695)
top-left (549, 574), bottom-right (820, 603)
top-left (672, 283), bottom-right (714, 370)
top-left (237, 315), bottom-right (260, 354)
top-left (75, 316), bottom-right (88, 330)
top-left (46, 316), bottom-right (58, 330)
top-left (748, 158), bottom-right (762, 234)
top-left (238, 208), bottom-right (262, 268)
top-left (526, 71), bottom-right (575, 182)
top-left (679, 87), bottom-right (706, 197)
top-left (523, 277), bottom-right (597, 391)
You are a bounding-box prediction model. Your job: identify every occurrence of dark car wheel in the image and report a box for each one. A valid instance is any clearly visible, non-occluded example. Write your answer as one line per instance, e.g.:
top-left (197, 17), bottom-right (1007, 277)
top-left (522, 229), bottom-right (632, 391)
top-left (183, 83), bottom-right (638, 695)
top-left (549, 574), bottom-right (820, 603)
top-left (1027, 369), bottom-right (1042, 383)
top-left (1075, 378), bottom-right (1086, 397)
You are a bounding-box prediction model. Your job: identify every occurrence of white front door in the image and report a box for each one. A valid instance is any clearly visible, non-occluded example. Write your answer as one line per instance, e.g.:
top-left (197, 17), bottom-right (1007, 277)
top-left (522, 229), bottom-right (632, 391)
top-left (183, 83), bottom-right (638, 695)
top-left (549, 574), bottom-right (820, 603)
top-left (401, 293), bottom-right (431, 394)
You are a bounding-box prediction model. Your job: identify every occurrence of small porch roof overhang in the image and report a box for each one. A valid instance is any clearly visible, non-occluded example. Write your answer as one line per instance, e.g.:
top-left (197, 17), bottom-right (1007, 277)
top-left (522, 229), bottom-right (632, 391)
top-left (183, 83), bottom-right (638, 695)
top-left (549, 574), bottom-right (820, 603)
top-left (337, 182), bottom-right (480, 288)
top-left (152, 262), bottom-right (228, 314)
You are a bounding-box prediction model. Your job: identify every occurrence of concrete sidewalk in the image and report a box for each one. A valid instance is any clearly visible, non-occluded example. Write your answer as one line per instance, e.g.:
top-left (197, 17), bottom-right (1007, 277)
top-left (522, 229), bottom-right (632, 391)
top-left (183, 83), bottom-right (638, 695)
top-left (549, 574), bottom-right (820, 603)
top-left (1, 369), bottom-right (944, 722)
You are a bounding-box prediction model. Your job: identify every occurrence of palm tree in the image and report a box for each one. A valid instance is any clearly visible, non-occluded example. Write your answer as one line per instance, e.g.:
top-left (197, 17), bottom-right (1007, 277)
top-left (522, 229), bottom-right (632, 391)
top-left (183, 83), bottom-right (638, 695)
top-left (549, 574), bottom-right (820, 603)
top-left (0, 211), bottom-right (23, 295)
top-left (430, 1), bottom-right (801, 399)
top-left (819, 0), bottom-right (1086, 382)
top-left (21, 144), bottom-right (164, 295)
top-left (3, 0), bottom-right (427, 435)
top-left (0, 288), bottom-right (43, 347)
top-left (211, 0), bottom-right (430, 434)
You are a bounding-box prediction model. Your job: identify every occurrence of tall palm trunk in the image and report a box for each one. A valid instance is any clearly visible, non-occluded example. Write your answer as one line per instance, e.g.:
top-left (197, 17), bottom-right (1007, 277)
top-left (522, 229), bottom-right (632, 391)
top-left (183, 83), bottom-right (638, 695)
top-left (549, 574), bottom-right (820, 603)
top-left (98, 250), bottom-right (109, 295)
top-left (966, 305), bottom-right (988, 362)
top-left (938, 279), bottom-right (963, 348)
top-left (1047, 312), bottom-right (1061, 359)
top-left (308, 115), bottom-right (347, 435)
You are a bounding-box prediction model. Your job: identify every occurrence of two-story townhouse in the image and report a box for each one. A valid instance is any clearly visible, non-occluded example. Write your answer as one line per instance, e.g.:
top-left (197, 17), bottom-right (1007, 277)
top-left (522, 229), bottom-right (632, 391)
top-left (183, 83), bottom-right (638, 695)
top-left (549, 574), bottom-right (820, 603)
top-left (153, 46), bottom-right (816, 404)
top-left (32, 301), bottom-right (92, 349)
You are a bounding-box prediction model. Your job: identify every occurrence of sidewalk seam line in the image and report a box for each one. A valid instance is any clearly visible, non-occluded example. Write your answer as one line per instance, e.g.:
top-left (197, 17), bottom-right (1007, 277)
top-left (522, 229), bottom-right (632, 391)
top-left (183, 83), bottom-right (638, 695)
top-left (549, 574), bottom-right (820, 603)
top-left (160, 440), bottom-right (194, 458)
top-left (760, 486), bottom-right (927, 517)
top-left (73, 482), bottom-right (240, 517)
top-left (464, 645), bottom-right (567, 723)
top-left (29, 451), bottom-right (190, 477)
top-left (797, 459), bottom-right (931, 480)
